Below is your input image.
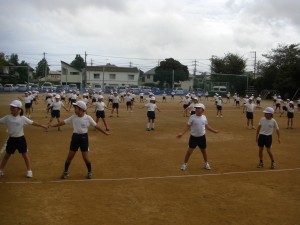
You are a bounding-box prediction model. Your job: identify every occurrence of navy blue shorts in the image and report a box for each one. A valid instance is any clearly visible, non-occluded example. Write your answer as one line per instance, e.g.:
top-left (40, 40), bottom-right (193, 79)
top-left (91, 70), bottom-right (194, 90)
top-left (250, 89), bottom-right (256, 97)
top-left (189, 135), bottom-right (206, 149)
top-left (258, 134), bottom-right (272, 148)
top-left (6, 136), bottom-right (28, 154)
top-left (112, 103), bottom-right (119, 109)
top-left (287, 112), bottom-right (294, 119)
top-left (51, 110), bottom-right (60, 118)
top-left (70, 133), bottom-right (89, 152)
top-left (147, 111), bottom-right (155, 119)
top-left (96, 110), bottom-right (105, 119)
top-left (246, 112), bottom-right (253, 119)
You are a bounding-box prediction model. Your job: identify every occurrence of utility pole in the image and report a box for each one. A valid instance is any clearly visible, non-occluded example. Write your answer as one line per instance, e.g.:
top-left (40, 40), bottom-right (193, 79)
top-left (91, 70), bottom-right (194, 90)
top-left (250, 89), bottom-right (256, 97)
top-left (193, 59), bottom-right (198, 76)
top-left (129, 62), bottom-right (132, 68)
top-left (43, 52), bottom-right (47, 79)
top-left (90, 59), bottom-right (93, 66)
top-left (251, 51), bottom-right (257, 79)
top-left (85, 51), bottom-right (87, 66)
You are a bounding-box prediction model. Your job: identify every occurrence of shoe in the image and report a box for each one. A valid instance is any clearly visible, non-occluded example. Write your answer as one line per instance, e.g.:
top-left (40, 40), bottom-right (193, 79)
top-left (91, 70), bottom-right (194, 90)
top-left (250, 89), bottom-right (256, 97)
top-left (146, 128), bottom-right (151, 131)
top-left (0, 170), bottom-right (4, 176)
top-left (151, 128), bottom-right (155, 130)
top-left (252, 126), bottom-right (256, 130)
top-left (181, 163), bottom-right (187, 171)
top-left (26, 170), bottom-right (33, 178)
top-left (61, 171), bottom-right (69, 179)
top-left (106, 128), bottom-right (110, 131)
top-left (86, 172), bottom-right (92, 179)
top-left (204, 162), bottom-right (211, 170)
top-left (257, 161), bottom-right (264, 168)
top-left (271, 161), bottom-right (276, 169)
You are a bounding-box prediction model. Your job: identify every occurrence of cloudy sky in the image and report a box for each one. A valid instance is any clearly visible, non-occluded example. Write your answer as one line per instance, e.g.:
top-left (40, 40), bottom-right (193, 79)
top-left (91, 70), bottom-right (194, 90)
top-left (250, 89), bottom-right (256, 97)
top-left (0, 0), bottom-right (299, 73)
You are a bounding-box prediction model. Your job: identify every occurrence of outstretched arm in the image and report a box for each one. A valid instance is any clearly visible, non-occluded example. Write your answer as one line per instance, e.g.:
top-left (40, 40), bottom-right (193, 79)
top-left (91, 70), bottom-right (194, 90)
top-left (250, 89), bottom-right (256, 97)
top-left (32, 121), bottom-right (48, 129)
top-left (206, 124), bottom-right (219, 133)
top-left (177, 125), bottom-right (191, 138)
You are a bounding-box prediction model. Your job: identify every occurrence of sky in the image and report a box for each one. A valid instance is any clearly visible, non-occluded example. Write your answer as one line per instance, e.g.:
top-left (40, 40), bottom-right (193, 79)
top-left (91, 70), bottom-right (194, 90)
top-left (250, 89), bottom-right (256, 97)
top-left (0, 0), bottom-right (299, 74)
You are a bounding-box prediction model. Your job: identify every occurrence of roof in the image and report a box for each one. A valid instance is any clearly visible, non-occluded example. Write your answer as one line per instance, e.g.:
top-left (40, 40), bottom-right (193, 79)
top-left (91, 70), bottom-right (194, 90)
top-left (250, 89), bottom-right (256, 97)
top-left (144, 67), bottom-right (157, 75)
top-left (86, 65), bottom-right (139, 73)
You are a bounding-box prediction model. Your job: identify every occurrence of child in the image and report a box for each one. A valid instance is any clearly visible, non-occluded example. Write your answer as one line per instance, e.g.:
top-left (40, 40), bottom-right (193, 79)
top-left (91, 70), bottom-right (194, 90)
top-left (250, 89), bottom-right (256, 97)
top-left (177, 103), bottom-right (219, 171)
top-left (256, 107), bottom-right (280, 169)
top-left (216, 96), bottom-right (223, 117)
top-left (47, 94), bottom-right (69, 131)
top-left (243, 98), bottom-right (257, 129)
top-left (0, 100), bottom-right (47, 178)
top-left (287, 101), bottom-right (294, 129)
top-left (49, 100), bottom-right (110, 179)
top-left (94, 96), bottom-right (110, 131)
top-left (110, 92), bottom-right (120, 117)
top-left (19, 92), bottom-right (34, 118)
top-left (140, 97), bottom-right (161, 131)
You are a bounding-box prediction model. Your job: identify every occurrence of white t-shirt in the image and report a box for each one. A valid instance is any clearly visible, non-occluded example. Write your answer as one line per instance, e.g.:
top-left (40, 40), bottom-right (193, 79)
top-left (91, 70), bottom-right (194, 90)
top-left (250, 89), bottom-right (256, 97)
top-left (245, 103), bottom-right (256, 112)
top-left (145, 103), bottom-right (157, 112)
top-left (64, 114), bottom-right (97, 134)
top-left (258, 117), bottom-right (279, 136)
top-left (188, 114), bottom-right (207, 137)
top-left (0, 115), bottom-right (33, 137)
top-left (94, 102), bottom-right (106, 111)
top-left (50, 101), bottom-right (65, 110)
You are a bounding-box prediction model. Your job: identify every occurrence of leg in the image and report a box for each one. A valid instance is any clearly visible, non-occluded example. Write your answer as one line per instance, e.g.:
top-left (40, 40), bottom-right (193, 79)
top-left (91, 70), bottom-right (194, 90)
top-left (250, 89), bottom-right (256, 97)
top-left (200, 148), bottom-right (208, 163)
top-left (21, 152), bottom-right (31, 171)
top-left (0, 153), bottom-right (12, 171)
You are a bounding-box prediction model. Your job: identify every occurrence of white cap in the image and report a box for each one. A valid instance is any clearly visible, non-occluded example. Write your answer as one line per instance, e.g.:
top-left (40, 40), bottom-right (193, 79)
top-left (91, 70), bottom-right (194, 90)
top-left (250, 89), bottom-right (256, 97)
top-left (263, 107), bottom-right (274, 114)
top-left (55, 94), bottom-right (61, 99)
top-left (193, 97), bottom-right (198, 100)
top-left (99, 95), bottom-right (104, 99)
top-left (289, 101), bottom-right (294, 104)
top-left (150, 97), bottom-right (156, 101)
top-left (73, 100), bottom-right (87, 111)
top-left (194, 103), bottom-right (205, 110)
top-left (10, 100), bottom-right (22, 108)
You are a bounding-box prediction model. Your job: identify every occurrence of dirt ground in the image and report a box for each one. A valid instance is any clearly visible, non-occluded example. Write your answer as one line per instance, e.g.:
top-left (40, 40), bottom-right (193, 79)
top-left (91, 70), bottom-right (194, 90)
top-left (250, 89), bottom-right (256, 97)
top-left (0, 93), bottom-right (299, 225)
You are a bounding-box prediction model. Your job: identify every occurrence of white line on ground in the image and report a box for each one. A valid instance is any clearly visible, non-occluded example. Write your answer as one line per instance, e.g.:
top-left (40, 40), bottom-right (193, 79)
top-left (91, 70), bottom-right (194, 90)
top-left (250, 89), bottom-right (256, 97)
top-left (1, 168), bottom-right (299, 184)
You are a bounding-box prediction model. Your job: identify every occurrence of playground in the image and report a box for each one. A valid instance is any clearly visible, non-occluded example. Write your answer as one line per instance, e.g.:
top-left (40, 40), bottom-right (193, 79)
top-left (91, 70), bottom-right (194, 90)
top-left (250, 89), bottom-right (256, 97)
top-left (0, 93), bottom-right (299, 225)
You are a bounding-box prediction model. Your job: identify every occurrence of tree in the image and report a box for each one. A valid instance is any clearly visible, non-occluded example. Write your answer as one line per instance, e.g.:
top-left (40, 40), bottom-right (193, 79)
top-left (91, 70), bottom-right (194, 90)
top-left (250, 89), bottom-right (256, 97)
top-left (70, 54), bottom-right (85, 71)
top-left (256, 44), bottom-right (300, 97)
top-left (211, 53), bottom-right (246, 75)
top-left (154, 58), bottom-right (189, 88)
top-left (35, 58), bottom-right (50, 78)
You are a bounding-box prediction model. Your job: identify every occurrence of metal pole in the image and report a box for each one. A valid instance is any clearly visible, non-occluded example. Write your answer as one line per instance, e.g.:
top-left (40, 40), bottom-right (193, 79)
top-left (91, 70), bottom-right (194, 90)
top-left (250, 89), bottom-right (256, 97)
top-left (172, 70), bottom-right (174, 90)
top-left (102, 66), bottom-right (105, 90)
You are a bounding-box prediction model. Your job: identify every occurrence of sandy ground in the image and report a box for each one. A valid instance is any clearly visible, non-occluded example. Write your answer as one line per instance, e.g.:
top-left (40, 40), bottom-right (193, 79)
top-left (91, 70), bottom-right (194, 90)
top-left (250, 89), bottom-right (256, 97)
top-left (0, 93), bottom-right (299, 225)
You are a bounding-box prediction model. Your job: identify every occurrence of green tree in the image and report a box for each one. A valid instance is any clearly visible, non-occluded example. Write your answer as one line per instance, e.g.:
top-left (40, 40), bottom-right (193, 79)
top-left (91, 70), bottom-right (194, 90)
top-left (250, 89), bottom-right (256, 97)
top-left (70, 54), bottom-right (85, 71)
top-left (211, 53), bottom-right (246, 74)
top-left (256, 44), bottom-right (300, 97)
top-left (35, 58), bottom-right (50, 78)
top-left (154, 58), bottom-right (189, 88)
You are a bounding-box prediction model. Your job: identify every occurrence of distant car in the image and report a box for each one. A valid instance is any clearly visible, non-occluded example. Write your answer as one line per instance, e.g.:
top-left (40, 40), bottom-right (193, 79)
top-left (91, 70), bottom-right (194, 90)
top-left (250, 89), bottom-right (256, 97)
top-left (0, 84), bottom-right (3, 92)
top-left (174, 88), bottom-right (184, 95)
top-left (129, 88), bottom-right (140, 94)
top-left (118, 88), bottom-right (127, 93)
top-left (16, 84), bottom-right (28, 92)
top-left (141, 88), bottom-right (152, 95)
top-left (3, 84), bottom-right (15, 92)
top-left (30, 84), bottom-right (40, 92)
top-left (68, 83), bottom-right (78, 93)
top-left (41, 82), bottom-right (53, 92)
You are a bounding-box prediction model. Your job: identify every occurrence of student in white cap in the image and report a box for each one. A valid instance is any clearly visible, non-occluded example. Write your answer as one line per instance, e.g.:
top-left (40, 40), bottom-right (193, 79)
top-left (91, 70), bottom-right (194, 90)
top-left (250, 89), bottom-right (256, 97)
top-left (47, 95), bottom-right (69, 131)
top-left (177, 103), bottom-right (219, 171)
top-left (94, 96), bottom-right (110, 131)
top-left (49, 100), bottom-right (110, 179)
top-left (18, 92), bottom-right (34, 118)
top-left (0, 100), bottom-right (47, 178)
top-left (178, 95), bottom-right (191, 117)
top-left (256, 107), bottom-right (280, 169)
top-left (140, 97), bottom-right (161, 131)
top-left (243, 98), bottom-right (257, 129)
top-left (286, 101), bottom-right (294, 129)
top-left (110, 92), bottom-right (120, 117)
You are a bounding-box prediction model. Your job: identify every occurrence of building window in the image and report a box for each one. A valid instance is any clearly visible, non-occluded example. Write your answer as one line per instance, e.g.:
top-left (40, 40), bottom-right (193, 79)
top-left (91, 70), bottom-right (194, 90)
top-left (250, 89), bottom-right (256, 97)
top-left (70, 72), bottom-right (79, 75)
top-left (109, 74), bottom-right (116, 80)
top-left (147, 74), bottom-right (151, 79)
top-left (94, 73), bottom-right (100, 79)
top-left (128, 74), bottom-right (134, 80)
top-left (62, 68), bottom-right (68, 75)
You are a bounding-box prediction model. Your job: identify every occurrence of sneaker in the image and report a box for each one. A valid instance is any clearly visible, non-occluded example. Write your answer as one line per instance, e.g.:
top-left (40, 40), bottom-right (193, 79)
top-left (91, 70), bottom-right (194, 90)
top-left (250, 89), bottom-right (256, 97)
top-left (61, 171), bottom-right (69, 179)
top-left (151, 128), bottom-right (155, 130)
top-left (257, 161), bottom-right (264, 168)
top-left (181, 163), bottom-right (187, 171)
top-left (146, 128), bottom-right (151, 131)
top-left (252, 126), bottom-right (256, 130)
top-left (204, 162), bottom-right (211, 170)
top-left (26, 170), bottom-right (33, 178)
top-left (271, 161), bottom-right (276, 169)
top-left (86, 172), bottom-right (92, 179)
top-left (0, 170), bottom-right (4, 176)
